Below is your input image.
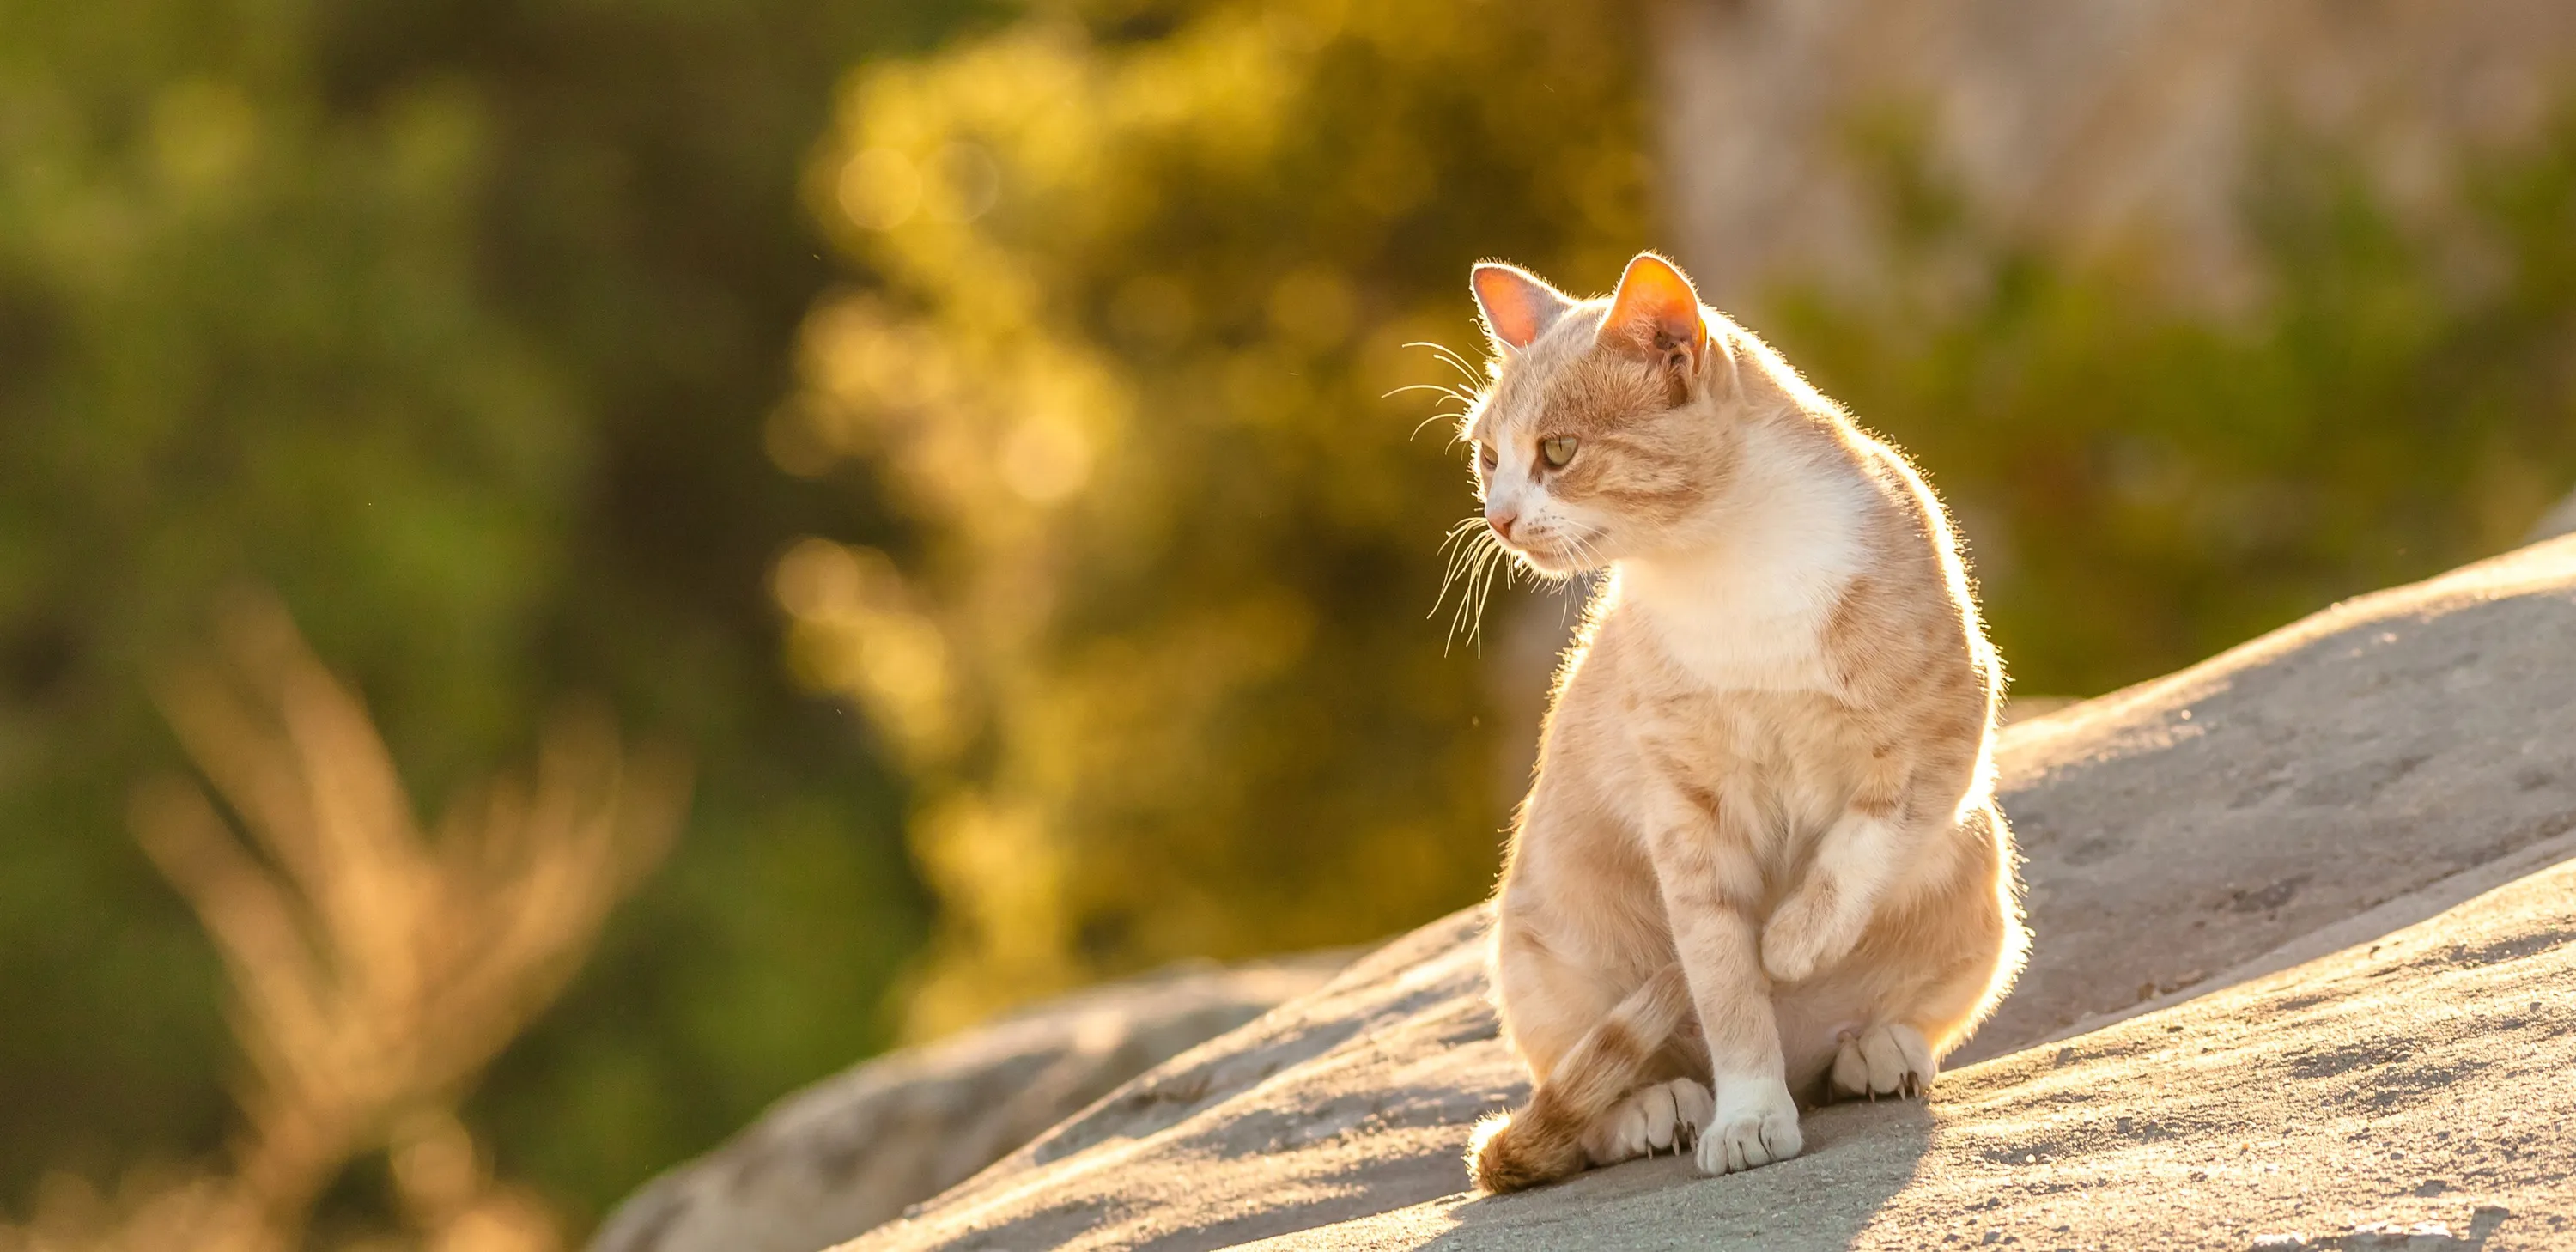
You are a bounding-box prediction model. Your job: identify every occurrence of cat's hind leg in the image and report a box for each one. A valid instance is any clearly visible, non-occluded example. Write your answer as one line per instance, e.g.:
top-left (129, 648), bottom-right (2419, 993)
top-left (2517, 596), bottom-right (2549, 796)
top-left (1580, 1077), bottom-right (1714, 1165)
top-left (1471, 962), bottom-right (1697, 1192)
top-left (1827, 1023), bottom-right (1934, 1100)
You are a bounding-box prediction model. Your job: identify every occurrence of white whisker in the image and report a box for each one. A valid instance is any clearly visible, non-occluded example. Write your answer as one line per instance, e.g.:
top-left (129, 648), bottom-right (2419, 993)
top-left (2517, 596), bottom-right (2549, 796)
top-left (1406, 340), bottom-right (1488, 389)
top-left (1399, 342), bottom-right (1492, 449)
top-left (1410, 404), bottom-right (1471, 442)
top-left (1563, 532), bottom-right (1607, 582)
top-left (1463, 530), bottom-right (1517, 656)
top-left (1465, 550), bottom-right (1494, 653)
top-left (1431, 515), bottom-right (1493, 635)
top-left (1461, 534), bottom-right (1501, 652)
top-left (1443, 528), bottom-right (1504, 655)
top-left (1382, 381), bottom-right (1474, 404)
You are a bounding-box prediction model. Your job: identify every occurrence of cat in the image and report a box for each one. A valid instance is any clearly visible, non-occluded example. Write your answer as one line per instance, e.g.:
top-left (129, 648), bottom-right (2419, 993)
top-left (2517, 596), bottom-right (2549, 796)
top-left (1455, 252), bottom-right (2027, 1191)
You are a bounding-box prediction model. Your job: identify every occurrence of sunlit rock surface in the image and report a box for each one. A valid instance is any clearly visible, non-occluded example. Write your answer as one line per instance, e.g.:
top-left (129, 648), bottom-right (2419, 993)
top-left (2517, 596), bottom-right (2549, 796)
top-left (838, 536), bottom-right (2576, 1250)
top-left (589, 957), bottom-right (1345, 1252)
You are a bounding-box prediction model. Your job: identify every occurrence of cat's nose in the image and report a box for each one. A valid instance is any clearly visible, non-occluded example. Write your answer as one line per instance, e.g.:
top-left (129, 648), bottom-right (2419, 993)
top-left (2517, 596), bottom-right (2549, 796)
top-left (1486, 509), bottom-right (1519, 542)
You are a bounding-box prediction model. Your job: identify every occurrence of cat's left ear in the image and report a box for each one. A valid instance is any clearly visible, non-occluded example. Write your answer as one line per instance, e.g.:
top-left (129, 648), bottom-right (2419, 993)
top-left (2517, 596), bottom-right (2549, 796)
top-left (1598, 252), bottom-right (1721, 400)
top-left (1472, 262), bottom-right (1576, 355)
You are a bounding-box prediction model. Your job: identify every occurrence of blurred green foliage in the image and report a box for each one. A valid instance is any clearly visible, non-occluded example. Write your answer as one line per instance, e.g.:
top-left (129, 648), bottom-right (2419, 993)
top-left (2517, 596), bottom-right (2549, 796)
top-left (0, 0), bottom-right (993, 1227)
top-left (1766, 114), bottom-right (2576, 695)
top-left (797, 0), bottom-right (2576, 1042)
top-left (778, 0), bottom-right (1657, 1034)
top-left (6, 0), bottom-right (2575, 1240)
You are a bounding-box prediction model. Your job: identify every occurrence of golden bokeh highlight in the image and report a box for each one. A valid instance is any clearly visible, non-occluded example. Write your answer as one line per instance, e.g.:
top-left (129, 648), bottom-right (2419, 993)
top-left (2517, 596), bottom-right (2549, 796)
top-left (779, 0), bottom-right (1659, 1036)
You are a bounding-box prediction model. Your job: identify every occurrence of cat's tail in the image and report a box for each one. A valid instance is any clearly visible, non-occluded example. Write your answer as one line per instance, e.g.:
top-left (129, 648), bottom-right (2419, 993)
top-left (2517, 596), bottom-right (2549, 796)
top-left (1466, 963), bottom-right (1693, 1194)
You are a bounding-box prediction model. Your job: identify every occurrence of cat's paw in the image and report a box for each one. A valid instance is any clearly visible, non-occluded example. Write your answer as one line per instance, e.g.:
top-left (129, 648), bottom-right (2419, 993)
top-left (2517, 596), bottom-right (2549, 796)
top-left (1695, 1078), bottom-right (1802, 1176)
top-left (1828, 1023), bottom-right (1935, 1101)
top-left (1581, 1078), bottom-right (1715, 1165)
top-left (1757, 888), bottom-right (1851, 984)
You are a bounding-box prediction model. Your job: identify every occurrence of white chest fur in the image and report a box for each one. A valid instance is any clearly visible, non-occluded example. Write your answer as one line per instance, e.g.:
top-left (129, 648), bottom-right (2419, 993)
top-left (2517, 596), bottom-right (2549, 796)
top-left (1613, 451), bottom-right (1868, 695)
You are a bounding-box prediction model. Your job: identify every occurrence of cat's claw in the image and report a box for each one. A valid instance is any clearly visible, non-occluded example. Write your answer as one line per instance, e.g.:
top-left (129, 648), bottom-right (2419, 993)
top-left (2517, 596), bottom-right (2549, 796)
top-left (1582, 1078), bottom-right (1715, 1165)
top-left (1829, 1023), bottom-right (1935, 1102)
top-left (1696, 1079), bottom-right (1802, 1175)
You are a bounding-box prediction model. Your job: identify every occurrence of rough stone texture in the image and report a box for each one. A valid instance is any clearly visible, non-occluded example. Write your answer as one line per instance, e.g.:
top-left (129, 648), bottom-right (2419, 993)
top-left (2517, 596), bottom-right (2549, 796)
top-left (1964, 532), bottom-right (2576, 1061)
top-left (1222, 852), bottom-right (2576, 1251)
top-left (588, 957), bottom-right (1346, 1252)
top-left (841, 535), bottom-right (2576, 1251)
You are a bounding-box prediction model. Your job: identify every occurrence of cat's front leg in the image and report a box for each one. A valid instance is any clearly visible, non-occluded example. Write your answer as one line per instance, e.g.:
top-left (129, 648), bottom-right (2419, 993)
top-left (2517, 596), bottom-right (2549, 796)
top-left (1759, 750), bottom-right (1934, 983)
top-left (1759, 811), bottom-right (1904, 983)
top-left (1643, 781), bottom-right (1803, 1176)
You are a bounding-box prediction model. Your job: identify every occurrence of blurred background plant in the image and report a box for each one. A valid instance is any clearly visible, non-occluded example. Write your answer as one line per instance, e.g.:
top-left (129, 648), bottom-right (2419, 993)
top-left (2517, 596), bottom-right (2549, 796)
top-left (1758, 112), bottom-right (2576, 693)
top-left (0, 0), bottom-right (983, 1230)
top-left (776, 0), bottom-right (1656, 1036)
top-left (4, 594), bottom-right (679, 1252)
top-left (4, 0), bottom-right (2573, 1243)
top-left (781, 0), bottom-right (2576, 1041)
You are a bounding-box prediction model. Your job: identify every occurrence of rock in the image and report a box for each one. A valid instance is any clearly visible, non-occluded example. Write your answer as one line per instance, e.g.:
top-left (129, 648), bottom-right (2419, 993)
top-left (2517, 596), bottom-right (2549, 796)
top-left (587, 956), bottom-right (1346, 1252)
top-left (839, 535), bottom-right (2576, 1250)
top-left (1963, 530), bottom-right (2576, 1061)
top-left (860, 860), bottom-right (2576, 1250)
top-left (2527, 487), bottom-right (2576, 546)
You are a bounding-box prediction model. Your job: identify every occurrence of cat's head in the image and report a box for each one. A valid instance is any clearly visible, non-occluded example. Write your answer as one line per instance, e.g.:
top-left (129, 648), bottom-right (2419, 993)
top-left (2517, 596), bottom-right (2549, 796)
top-left (1461, 252), bottom-right (1747, 577)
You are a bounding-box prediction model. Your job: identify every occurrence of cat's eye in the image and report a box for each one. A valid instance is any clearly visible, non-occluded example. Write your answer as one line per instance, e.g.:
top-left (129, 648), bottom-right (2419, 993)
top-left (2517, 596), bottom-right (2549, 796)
top-left (1478, 442), bottom-right (1498, 472)
top-left (1540, 435), bottom-right (1579, 468)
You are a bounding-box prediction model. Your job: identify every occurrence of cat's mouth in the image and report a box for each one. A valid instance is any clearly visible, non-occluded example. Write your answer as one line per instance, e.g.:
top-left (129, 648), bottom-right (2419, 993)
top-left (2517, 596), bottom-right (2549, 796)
top-left (1505, 528), bottom-right (1609, 575)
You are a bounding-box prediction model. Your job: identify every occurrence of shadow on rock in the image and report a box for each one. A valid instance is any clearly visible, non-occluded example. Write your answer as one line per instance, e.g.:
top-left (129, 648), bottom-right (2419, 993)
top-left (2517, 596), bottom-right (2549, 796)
top-left (1404, 1103), bottom-right (1935, 1252)
top-left (835, 538), bottom-right (2576, 1250)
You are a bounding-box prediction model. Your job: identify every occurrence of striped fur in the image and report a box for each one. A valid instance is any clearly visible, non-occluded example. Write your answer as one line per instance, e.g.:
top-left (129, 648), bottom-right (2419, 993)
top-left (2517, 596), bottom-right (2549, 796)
top-left (1467, 964), bottom-right (1692, 1192)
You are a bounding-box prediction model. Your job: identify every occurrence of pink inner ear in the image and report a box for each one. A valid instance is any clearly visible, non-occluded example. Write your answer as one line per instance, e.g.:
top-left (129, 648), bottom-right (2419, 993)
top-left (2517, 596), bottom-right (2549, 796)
top-left (1473, 264), bottom-right (1570, 351)
top-left (1601, 254), bottom-right (1704, 357)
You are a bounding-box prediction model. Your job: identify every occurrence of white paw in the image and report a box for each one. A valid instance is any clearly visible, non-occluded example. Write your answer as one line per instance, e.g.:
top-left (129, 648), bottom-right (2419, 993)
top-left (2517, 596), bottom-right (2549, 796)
top-left (1581, 1078), bottom-right (1715, 1165)
top-left (1828, 1023), bottom-right (1935, 1101)
top-left (1694, 1078), bottom-right (1802, 1175)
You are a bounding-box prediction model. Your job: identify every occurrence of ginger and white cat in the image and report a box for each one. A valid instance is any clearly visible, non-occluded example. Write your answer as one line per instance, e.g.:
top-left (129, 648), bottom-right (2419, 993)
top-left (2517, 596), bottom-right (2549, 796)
top-left (1457, 252), bottom-right (2027, 1190)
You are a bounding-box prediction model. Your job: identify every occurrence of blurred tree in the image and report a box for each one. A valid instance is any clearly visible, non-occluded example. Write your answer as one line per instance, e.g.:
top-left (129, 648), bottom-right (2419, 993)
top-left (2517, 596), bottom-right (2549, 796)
top-left (12, 0), bottom-right (2573, 1235)
top-left (0, 0), bottom-right (992, 1227)
top-left (795, 0), bottom-right (2576, 1043)
top-left (778, 0), bottom-right (1659, 1034)
top-left (1763, 112), bottom-right (2576, 696)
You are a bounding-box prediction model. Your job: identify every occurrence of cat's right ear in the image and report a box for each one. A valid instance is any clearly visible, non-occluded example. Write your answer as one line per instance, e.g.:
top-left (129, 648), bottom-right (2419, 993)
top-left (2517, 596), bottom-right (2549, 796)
top-left (1472, 263), bottom-right (1575, 355)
